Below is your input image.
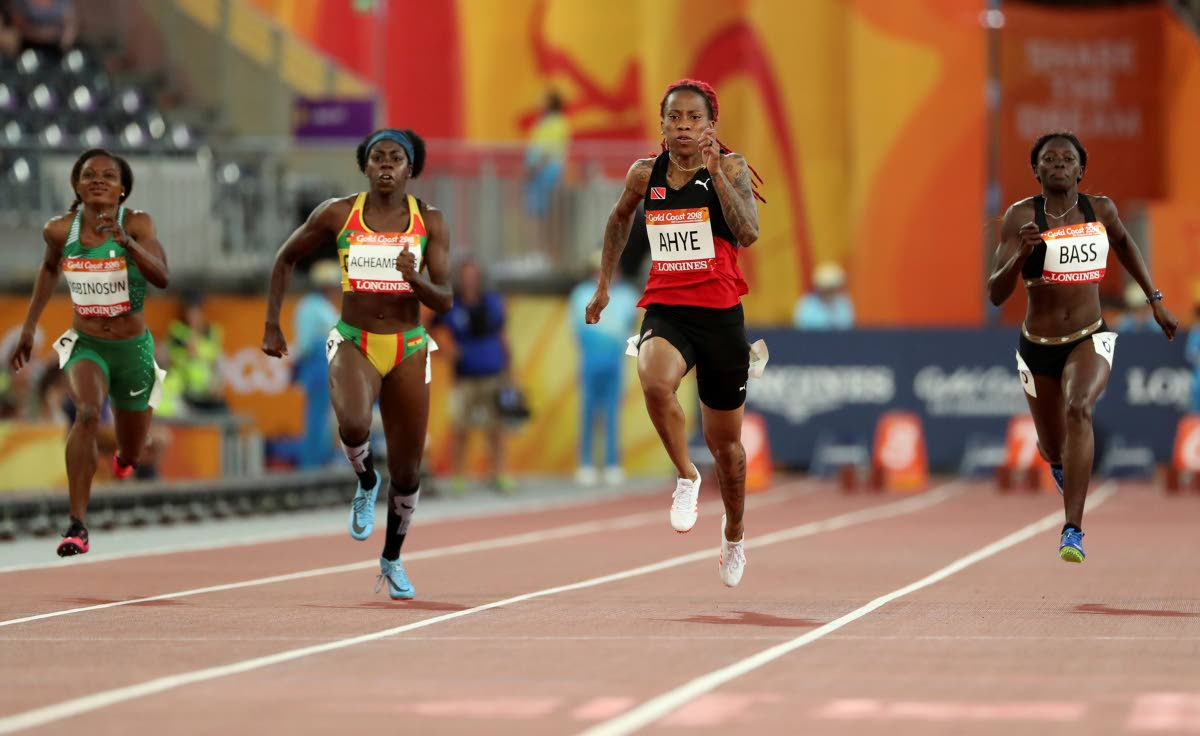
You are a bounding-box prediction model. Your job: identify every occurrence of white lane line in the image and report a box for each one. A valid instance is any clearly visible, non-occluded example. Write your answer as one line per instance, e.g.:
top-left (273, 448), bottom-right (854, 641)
top-left (0, 483), bottom-right (811, 629)
top-left (580, 482), bottom-right (1117, 736)
top-left (0, 483), bottom-right (685, 575)
top-left (0, 483), bottom-right (962, 733)
top-left (3, 634), bottom-right (1198, 643)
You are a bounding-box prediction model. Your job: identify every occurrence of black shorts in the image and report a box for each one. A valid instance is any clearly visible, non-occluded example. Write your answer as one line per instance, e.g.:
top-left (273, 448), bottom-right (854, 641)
top-left (637, 303), bottom-right (749, 411)
top-left (1017, 321), bottom-right (1112, 379)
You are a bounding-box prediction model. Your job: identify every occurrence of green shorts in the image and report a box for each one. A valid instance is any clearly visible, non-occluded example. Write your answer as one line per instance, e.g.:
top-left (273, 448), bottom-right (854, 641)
top-left (56, 329), bottom-right (164, 411)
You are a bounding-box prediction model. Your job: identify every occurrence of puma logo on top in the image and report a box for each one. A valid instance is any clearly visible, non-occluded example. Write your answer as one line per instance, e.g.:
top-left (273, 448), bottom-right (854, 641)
top-left (695, 179), bottom-right (710, 191)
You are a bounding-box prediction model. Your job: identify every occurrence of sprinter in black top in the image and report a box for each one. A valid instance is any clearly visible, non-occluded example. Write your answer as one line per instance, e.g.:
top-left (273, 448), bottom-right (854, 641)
top-left (988, 131), bottom-right (1177, 564)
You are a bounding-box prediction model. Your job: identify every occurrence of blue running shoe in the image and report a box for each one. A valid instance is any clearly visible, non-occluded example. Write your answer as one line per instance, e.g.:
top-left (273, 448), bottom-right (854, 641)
top-left (375, 556), bottom-right (415, 599)
top-left (348, 473), bottom-right (381, 541)
top-left (1059, 527), bottom-right (1085, 563)
top-left (1050, 464), bottom-right (1064, 496)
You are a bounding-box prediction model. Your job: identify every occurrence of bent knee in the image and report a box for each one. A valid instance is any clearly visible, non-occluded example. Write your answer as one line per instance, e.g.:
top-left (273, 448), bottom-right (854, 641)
top-left (74, 404), bottom-right (103, 430)
top-left (1065, 400), bottom-right (1093, 425)
top-left (705, 438), bottom-right (745, 468)
top-left (337, 420), bottom-right (372, 446)
top-left (640, 376), bottom-right (679, 404)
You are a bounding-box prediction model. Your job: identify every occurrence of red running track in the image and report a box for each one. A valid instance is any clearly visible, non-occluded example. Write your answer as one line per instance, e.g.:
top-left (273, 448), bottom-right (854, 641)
top-left (0, 478), bottom-right (1197, 735)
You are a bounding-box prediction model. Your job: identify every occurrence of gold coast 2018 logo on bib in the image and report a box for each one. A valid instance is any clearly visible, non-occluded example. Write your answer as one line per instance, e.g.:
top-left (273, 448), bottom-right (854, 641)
top-left (345, 232), bottom-right (422, 292)
top-left (1040, 222), bottom-right (1110, 285)
top-left (646, 207), bottom-right (716, 273)
top-left (63, 257), bottom-right (131, 317)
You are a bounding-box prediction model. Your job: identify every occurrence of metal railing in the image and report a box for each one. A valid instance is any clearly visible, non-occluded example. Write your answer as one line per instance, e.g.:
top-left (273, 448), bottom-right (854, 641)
top-left (0, 139), bottom-right (643, 290)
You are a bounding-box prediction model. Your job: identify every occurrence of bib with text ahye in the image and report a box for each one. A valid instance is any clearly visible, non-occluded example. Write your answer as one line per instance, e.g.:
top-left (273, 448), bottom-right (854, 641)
top-left (646, 207), bottom-right (716, 273)
top-left (1039, 222), bottom-right (1109, 285)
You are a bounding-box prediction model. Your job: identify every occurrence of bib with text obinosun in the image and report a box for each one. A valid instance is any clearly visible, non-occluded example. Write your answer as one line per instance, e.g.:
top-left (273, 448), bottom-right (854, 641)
top-left (646, 207), bottom-right (715, 273)
top-left (1039, 221), bottom-right (1109, 285)
top-left (63, 255), bottom-right (131, 317)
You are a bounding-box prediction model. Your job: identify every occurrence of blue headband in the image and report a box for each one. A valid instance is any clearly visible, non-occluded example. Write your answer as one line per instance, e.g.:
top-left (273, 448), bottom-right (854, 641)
top-left (365, 130), bottom-right (414, 163)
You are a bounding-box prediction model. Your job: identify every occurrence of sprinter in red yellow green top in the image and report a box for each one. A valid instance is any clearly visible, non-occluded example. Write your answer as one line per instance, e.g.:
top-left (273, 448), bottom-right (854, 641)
top-left (262, 128), bottom-right (452, 599)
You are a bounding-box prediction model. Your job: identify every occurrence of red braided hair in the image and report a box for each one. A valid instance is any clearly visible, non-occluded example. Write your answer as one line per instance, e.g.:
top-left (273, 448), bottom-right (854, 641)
top-left (659, 79), bottom-right (765, 203)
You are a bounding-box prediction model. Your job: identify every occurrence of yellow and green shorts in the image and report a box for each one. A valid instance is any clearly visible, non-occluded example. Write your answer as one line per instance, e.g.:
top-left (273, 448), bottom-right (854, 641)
top-left (326, 320), bottom-right (435, 380)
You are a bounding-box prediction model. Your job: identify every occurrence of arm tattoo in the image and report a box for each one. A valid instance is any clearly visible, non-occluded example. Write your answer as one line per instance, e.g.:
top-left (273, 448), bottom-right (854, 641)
top-left (600, 160), bottom-right (652, 286)
top-left (712, 156), bottom-right (759, 245)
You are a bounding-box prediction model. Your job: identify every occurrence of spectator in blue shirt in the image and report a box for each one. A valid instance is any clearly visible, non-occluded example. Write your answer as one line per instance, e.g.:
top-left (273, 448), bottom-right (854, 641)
top-left (794, 262), bottom-right (854, 330)
top-left (291, 260), bottom-right (342, 468)
top-left (432, 259), bottom-right (512, 492)
top-left (569, 251), bottom-right (639, 485)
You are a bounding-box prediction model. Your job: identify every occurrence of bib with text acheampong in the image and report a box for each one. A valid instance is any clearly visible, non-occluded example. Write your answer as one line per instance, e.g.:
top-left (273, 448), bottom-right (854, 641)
top-left (344, 232), bottom-right (422, 293)
top-left (646, 207), bottom-right (716, 273)
top-left (1039, 221), bottom-right (1109, 285)
top-left (63, 256), bottom-right (131, 317)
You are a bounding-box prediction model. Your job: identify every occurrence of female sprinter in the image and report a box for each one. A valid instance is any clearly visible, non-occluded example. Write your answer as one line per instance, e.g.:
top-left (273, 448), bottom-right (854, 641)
top-left (988, 131), bottom-right (1177, 563)
top-left (585, 79), bottom-right (763, 588)
top-left (9, 148), bottom-right (169, 557)
top-left (262, 129), bottom-right (452, 598)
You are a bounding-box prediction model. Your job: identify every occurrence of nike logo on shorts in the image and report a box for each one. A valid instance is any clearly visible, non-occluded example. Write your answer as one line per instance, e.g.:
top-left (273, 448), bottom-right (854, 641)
top-left (129, 387), bottom-right (148, 396)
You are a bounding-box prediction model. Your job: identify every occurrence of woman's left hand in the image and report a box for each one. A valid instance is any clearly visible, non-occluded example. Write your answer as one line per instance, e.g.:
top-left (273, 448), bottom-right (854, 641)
top-left (397, 246), bottom-right (419, 282)
top-left (1152, 300), bottom-right (1179, 341)
top-left (96, 212), bottom-right (130, 247)
top-left (698, 128), bottom-right (722, 175)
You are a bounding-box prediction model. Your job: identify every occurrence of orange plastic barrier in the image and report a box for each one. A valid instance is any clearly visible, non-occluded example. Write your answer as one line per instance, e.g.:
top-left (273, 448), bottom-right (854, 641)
top-left (998, 415), bottom-right (1056, 493)
top-left (1167, 415), bottom-right (1200, 492)
top-left (742, 411), bottom-right (772, 493)
top-left (871, 411), bottom-right (928, 493)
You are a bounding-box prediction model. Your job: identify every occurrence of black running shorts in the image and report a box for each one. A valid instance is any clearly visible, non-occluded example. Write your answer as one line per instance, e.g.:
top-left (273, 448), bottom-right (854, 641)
top-left (636, 303), bottom-right (749, 411)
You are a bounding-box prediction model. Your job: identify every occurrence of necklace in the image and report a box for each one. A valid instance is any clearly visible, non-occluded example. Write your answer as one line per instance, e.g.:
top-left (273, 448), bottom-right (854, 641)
top-left (669, 153), bottom-right (704, 173)
top-left (1045, 197), bottom-right (1078, 219)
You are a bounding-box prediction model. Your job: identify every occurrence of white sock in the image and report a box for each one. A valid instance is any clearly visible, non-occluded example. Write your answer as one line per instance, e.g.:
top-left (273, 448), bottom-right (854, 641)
top-left (392, 488), bottom-right (420, 536)
top-left (341, 438), bottom-right (372, 475)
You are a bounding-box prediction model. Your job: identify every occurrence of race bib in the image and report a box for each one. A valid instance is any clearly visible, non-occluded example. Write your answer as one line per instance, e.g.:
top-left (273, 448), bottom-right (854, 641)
top-left (1040, 222), bottom-right (1109, 285)
top-left (63, 256), bottom-right (131, 317)
top-left (425, 336), bottom-right (438, 385)
top-left (1015, 351), bottom-right (1037, 398)
top-left (52, 329), bottom-right (80, 369)
top-left (1091, 331), bottom-right (1117, 369)
top-left (325, 328), bottom-right (345, 364)
top-left (646, 207), bottom-right (715, 273)
top-left (344, 232), bottom-right (422, 293)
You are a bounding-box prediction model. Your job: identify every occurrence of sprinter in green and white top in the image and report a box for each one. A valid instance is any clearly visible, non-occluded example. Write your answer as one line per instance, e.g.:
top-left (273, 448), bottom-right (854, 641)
top-left (9, 148), bottom-right (169, 559)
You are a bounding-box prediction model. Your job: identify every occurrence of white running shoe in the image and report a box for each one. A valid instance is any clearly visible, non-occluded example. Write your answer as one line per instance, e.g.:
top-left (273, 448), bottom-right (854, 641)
top-left (718, 514), bottom-right (746, 587)
top-left (670, 464), bottom-right (701, 533)
top-left (575, 465), bottom-right (599, 486)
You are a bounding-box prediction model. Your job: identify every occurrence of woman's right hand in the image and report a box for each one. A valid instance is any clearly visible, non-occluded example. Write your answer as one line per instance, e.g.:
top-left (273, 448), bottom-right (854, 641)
top-left (1018, 222), bottom-right (1044, 255)
top-left (261, 323), bottom-right (289, 358)
top-left (585, 288), bottom-right (609, 325)
top-left (9, 330), bottom-right (34, 372)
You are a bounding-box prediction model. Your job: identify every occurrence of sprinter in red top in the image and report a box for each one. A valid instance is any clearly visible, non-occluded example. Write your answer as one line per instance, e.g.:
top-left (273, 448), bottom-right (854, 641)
top-left (585, 79), bottom-right (763, 588)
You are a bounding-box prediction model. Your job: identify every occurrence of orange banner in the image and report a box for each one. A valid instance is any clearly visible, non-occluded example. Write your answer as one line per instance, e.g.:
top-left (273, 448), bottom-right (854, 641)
top-left (1, 294), bottom-right (686, 478)
top-left (998, 2), bottom-right (1166, 207)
